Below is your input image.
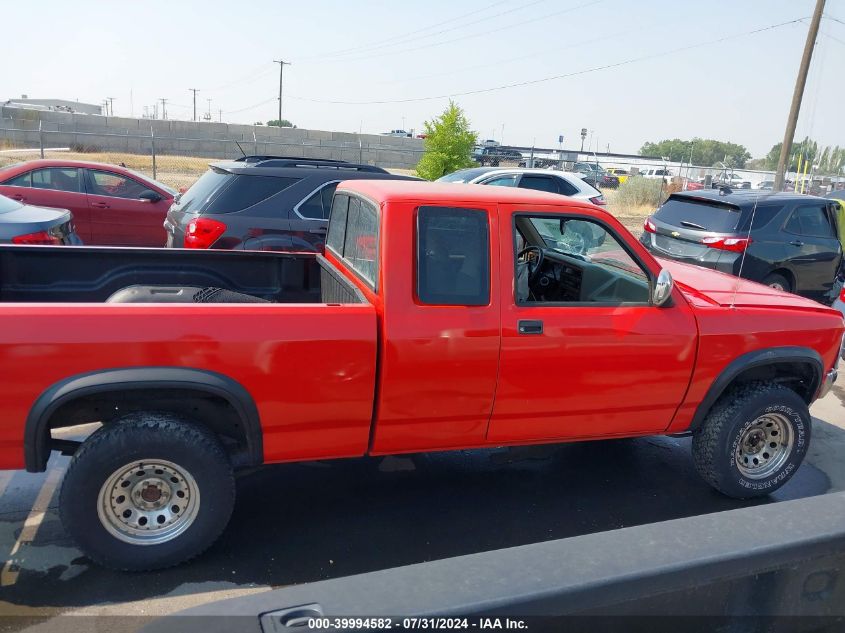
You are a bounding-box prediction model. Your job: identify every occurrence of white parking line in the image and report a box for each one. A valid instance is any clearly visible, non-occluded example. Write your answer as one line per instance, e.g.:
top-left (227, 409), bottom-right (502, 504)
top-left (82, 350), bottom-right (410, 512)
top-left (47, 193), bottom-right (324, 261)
top-left (1, 464), bottom-right (66, 586)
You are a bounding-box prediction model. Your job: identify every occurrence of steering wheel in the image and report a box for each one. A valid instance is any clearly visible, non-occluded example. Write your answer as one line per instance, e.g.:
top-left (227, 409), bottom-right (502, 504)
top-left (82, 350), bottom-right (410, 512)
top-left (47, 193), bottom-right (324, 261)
top-left (517, 246), bottom-right (545, 283)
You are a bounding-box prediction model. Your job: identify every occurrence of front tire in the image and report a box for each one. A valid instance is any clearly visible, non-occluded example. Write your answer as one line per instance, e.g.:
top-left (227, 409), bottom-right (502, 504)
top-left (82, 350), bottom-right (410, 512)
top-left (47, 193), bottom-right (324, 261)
top-left (692, 382), bottom-right (810, 499)
top-left (60, 412), bottom-right (235, 571)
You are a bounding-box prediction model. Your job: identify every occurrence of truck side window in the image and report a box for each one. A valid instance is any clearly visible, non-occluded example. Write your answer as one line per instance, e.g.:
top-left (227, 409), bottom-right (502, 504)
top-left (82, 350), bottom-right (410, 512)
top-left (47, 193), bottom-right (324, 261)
top-left (326, 194), bottom-right (349, 254)
top-left (343, 197), bottom-right (379, 288)
top-left (417, 206), bottom-right (490, 306)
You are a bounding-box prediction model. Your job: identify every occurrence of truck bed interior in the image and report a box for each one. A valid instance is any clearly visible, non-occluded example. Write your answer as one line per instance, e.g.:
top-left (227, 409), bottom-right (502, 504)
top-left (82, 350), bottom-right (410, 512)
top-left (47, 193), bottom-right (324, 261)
top-left (0, 246), bottom-right (365, 304)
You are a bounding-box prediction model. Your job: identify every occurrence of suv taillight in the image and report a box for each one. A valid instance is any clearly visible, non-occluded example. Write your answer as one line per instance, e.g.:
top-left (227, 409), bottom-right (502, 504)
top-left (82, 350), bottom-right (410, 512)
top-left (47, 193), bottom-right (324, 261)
top-left (12, 230), bottom-right (61, 245)
top-left (643, 218), bottom-right (657, 233)
top-left (185, 218), bottom-right (226, 249)
top-left (701, 236), bottom-right (752, 252)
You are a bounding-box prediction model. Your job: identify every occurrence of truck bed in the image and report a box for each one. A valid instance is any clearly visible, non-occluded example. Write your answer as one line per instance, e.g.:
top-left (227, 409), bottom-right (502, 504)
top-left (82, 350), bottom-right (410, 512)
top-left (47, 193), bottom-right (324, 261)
top-left (0, 246), bottom-right (364, 304)
top-left (0, 246), bottom-right (377, 469)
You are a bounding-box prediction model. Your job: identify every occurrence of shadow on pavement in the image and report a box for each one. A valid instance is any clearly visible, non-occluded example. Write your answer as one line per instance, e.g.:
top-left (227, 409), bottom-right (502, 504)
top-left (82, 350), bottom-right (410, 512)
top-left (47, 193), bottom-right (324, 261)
top-left (2, 424), bottom-right (840, 608)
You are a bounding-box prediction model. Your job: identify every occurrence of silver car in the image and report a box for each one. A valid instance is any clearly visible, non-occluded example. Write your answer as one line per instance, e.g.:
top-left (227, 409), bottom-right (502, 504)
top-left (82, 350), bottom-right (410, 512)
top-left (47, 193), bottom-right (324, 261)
top-left (437, 167), bottom-right (607, 207)
top-left (0, 193), bottom-right (80, 245)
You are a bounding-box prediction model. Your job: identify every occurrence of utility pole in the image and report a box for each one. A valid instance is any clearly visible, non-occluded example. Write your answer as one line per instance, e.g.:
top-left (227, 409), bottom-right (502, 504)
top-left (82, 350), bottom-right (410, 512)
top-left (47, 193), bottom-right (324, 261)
top-left (107, 97), bottom-right (115, 117)
top-left (219, 108), bottom-right (223, 123)
top-left (160, 98), bottom-right (168, 120)
top-left (274, 60), bottom-right (291, 124)
top-left (774, 0), bottom-right (826, 192)
top-left (189, 88), bottom-right (199, 121)
top-left (206, 98), bottom-right (212, 121)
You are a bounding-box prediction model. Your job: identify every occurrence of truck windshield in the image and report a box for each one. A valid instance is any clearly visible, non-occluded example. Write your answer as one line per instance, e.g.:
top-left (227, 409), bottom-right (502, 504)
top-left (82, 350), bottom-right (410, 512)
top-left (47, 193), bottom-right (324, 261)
top-left (653, 198), bottom-right (742, 232)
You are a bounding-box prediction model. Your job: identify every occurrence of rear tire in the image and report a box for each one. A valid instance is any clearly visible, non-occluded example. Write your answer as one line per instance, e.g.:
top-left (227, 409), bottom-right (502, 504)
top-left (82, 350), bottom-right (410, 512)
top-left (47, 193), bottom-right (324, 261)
top-left (692, 382), bottom-right (810, 499)
top-left (60, 412), bottom-right (235, 570)
top-left (763, 272), bottom-right (791, 293)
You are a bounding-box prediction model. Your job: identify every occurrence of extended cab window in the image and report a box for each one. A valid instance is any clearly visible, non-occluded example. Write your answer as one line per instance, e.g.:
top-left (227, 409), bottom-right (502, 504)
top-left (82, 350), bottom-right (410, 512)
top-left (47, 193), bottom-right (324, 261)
top-left (417, 206), bottom-right (490, 306)
top-left (515, 214), bottom-right (649, 305)
top-left (341, 197), bottom-right (379, 288)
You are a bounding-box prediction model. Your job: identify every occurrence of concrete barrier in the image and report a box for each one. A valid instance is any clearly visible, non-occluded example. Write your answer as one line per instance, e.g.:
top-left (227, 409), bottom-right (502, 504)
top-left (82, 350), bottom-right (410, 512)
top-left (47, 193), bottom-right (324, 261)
top-left (0, 108), bottom-right (425, 169)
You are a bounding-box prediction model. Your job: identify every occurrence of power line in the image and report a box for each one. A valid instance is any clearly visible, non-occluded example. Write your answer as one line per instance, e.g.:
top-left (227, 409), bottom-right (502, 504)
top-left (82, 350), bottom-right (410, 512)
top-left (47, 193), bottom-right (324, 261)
top-left (288, 17), bottom-right (808, 105)
top-left (304, 0), bottom-right (602, 65)
top-left (223, 97), bottom-right (277, 115)
top-left (294, 0), bottom-right (515, 61)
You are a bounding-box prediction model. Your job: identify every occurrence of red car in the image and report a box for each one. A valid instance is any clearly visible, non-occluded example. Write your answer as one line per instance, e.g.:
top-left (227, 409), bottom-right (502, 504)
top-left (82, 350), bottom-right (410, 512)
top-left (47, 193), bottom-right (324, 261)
top-left (0, 159), bottom-right (176, 246)
top-left (0, 181), bottom-right (841, 570)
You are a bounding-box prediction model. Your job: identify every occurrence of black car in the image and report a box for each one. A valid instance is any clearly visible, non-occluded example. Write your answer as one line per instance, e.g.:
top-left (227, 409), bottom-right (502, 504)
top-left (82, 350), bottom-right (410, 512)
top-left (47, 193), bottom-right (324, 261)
top-left (476, 147), bottom-right (524, 167)
top-left (571, 162), bottom-right (619, 189)
top-left (641, 190), bottom-right (842, 304)
top-left (165, 156), bottom-right (417, 252)
top-left (0, 193), bottom-right (81, 245)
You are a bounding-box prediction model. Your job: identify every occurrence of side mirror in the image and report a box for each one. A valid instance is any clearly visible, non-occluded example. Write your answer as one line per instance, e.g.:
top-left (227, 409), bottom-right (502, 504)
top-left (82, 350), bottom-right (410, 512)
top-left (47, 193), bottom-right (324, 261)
top-left (653, 269), bottom-right (674, 307)
top-left (139, 190), bottom-right (162, 203)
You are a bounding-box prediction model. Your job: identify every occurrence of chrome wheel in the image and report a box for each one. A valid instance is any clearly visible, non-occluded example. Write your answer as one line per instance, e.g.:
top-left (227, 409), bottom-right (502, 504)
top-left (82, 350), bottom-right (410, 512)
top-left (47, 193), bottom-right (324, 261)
top-left (768, 281), bottom-right (786, 291)
top-left (97, 459), bottom-right (200, 545)
top-left (735, 413), bottom-right (793, 479)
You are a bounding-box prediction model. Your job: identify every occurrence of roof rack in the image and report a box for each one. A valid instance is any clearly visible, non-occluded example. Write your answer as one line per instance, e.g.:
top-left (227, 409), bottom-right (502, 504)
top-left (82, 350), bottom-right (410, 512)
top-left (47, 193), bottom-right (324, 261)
top-left (232, 155), bottom-right (388, 173)
top-left (235, 155), bottom-right (349, 164)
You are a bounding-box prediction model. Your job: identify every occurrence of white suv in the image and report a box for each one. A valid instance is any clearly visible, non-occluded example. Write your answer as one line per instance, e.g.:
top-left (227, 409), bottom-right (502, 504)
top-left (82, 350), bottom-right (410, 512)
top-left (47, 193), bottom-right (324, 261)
top-left (437, 167), bottom-right (606, 206)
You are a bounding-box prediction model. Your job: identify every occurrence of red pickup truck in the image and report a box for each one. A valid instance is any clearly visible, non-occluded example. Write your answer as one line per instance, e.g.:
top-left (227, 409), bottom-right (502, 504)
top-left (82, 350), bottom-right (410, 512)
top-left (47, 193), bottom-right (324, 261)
top-left (0, 181), bottom-right (841, 570)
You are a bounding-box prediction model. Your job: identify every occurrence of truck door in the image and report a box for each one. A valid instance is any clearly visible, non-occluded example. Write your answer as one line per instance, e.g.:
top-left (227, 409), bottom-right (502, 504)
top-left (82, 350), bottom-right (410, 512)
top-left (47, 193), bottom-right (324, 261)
top-left (488, 206), bottom-right (698, 443)
top-left (369, 202), bottom-right (501, 454)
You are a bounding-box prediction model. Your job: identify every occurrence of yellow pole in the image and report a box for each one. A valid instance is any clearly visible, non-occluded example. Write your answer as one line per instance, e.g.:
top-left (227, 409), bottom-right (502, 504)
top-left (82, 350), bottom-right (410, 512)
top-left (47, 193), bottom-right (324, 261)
top-left (802, 155), bottom-right (810, 194)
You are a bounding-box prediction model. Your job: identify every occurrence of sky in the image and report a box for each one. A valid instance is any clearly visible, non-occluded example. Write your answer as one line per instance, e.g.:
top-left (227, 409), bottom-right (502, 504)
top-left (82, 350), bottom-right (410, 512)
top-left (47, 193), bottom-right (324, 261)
top-left (3, 0), bottom-right (844, 158)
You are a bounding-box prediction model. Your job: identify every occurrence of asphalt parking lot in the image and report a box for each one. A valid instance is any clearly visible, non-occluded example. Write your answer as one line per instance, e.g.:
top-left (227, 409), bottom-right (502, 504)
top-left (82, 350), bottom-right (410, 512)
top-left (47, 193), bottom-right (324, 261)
top-left (0, 366), bottom-right (843, 626)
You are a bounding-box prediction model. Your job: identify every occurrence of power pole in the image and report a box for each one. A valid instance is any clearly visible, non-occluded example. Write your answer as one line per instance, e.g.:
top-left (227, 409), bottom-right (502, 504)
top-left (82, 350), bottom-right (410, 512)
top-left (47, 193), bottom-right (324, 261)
top-left (160, 98), bottom-right (168, 120)
top-left (206, 98), bottom-right (212, 121)
top-left (189, 88), bottom-right (199, 121)
top-left (774, 0), bottom-right (826, 191)
top-left (274, 60), bottom-right (291, 124)
top-left (219, 109), bottom-right (222, 123)
top-left (107, 97), bottom-right (115, 116)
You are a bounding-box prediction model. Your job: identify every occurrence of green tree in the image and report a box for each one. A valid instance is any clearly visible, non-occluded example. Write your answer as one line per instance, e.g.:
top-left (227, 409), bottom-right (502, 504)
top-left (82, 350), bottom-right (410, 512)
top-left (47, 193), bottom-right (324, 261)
top-left (765, 139), bottom-right (844, 174)
top-left (415, 101), bottom-right (478, 180)
top-left (640, 138), bottom-right (751, 168)
top-left (267, 119), bottom-right (295, 128)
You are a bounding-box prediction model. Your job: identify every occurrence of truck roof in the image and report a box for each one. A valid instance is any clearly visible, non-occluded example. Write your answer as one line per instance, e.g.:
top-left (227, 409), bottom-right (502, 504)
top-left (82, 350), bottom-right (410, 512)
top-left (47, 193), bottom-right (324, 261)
top-left (336, 179), bottom-right (603, 211)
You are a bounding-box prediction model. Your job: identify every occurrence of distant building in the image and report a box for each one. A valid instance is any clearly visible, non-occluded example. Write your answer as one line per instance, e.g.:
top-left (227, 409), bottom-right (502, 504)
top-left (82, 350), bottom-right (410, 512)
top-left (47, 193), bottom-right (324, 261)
top-left (3, 97), bottom-right (102, 115)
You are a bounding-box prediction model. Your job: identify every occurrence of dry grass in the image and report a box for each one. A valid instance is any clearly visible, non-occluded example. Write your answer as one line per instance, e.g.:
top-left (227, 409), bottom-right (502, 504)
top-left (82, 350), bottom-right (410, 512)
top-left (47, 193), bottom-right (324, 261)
top-left (601, 188), bottom-right (655, 236)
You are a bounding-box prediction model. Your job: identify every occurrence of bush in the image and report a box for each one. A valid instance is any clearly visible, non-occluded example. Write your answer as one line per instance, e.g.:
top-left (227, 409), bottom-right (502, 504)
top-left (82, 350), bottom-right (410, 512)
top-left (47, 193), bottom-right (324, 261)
top-left (614, 177), bottom-right (667, 209)
top-left (415, 101), bottom-right (477, 181)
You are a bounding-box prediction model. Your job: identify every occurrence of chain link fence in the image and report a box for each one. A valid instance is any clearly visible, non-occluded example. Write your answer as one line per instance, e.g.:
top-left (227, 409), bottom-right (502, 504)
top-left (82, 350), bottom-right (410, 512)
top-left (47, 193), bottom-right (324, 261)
top-left (0, 113), bottom-right (425, 190)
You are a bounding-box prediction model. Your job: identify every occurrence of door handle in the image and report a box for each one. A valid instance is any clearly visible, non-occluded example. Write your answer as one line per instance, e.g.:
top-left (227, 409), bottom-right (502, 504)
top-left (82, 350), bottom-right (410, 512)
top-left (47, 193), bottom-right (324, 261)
top-left (518, 320), bottom-right (544, 335)
top-left (308, 226), bottom-right (328, 234)
top-left (91, 202), bottom-right (110, 209)
top-left (10, 195), bottom-right (25, 201)
top-left (789, 240), bottom-right (804, 247)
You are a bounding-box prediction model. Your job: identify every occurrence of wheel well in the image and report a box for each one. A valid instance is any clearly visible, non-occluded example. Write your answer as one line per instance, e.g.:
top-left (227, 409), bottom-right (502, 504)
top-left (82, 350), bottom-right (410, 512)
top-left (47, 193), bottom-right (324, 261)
top-left (724, 361), bottom-right (818, 403)
top-left (44, 388), bottom-right (251, 464)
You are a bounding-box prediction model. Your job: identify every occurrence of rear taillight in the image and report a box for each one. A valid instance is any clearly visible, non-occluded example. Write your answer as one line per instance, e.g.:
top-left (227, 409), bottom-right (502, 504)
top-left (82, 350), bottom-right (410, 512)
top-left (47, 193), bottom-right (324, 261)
top-left (12, 230), bottom-right (61, 245)
top-left (589, 195), bottom-right (606, 206)
top-left (701, 236), bottom-right (752, 252)
top-left (185, 218), bottom-right (226, 249)
top-left (840, 288), bottom-right (845, 302)
top-left (644, 218), bottom-right (657, 233)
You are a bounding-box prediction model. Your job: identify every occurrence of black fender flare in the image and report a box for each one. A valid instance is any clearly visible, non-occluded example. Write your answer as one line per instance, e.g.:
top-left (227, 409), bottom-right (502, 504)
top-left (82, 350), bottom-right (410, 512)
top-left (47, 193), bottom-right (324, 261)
top-left (25, 367), bottom-right (263, 472)
top-left (687, 346), bottom-right (823, 433)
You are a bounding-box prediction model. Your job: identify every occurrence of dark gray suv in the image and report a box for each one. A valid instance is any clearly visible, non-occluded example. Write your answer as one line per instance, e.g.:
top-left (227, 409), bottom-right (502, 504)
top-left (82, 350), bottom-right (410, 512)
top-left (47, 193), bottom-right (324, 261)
top-left (164, 156), bottom-right (417, 252)
top-left (641, 190), bottom-right (842, 304)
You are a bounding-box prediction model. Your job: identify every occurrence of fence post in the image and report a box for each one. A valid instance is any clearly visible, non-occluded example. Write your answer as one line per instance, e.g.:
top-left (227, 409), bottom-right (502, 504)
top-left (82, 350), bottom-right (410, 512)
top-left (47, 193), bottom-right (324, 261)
top-left (253, 129), bottom-right (258, 155)
top-left (150, 126), bottom-right (157, 180)
top-left (39, 120), bottom-right (44, 158)
top-left (359, 138), bottom-right (363, 164)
